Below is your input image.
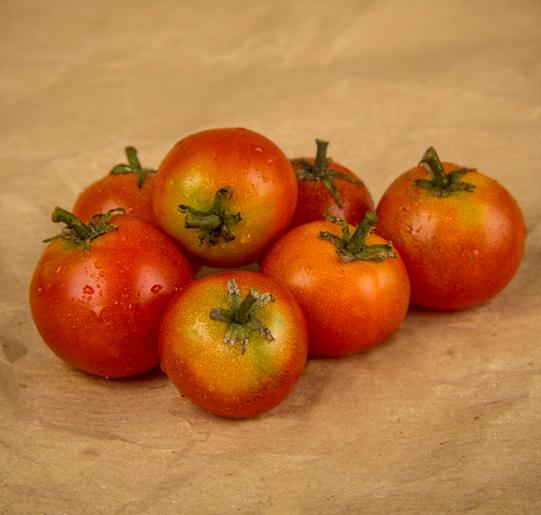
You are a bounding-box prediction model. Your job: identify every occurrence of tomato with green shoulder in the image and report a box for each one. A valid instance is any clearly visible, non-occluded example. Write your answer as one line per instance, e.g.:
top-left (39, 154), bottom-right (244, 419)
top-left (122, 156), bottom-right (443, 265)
top-left (159, 271), bottom-right (308, 418)
top-left (152, 128), bottom-right (298, 267)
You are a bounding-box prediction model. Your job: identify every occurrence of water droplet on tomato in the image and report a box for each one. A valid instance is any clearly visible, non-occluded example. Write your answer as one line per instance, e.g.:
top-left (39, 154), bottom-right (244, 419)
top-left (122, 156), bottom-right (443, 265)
top-left (151, 284), bottom-right (163, 294)
top-left (37, 287), bottom-right (43, 294)
top-left (94, 261), bottom-right (103, 269)
top-left (83, 285), bottom-right (95, 295)
top-left (55, 266), bottom-right (62, 274)
top-left (266, 157), bottom-right (274, 164)
top-left (254, 146), bottom-right (264, 152)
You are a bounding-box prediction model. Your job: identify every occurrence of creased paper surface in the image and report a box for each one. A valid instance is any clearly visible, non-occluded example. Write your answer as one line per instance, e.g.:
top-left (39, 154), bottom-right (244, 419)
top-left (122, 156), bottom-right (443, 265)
top-left (1, 1), bottom-right (540, 513)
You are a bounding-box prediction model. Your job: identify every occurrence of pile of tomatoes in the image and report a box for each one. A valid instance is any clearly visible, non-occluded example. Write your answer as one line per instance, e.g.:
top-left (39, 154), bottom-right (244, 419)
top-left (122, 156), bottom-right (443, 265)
top-left (29, 128), bottom-right (526, 418)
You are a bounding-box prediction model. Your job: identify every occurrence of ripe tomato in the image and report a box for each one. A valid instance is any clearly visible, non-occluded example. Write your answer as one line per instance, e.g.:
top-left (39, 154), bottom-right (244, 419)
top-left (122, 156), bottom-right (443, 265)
top-left (376, 147), bottom-right (526, 310)
top-left (29, 207), bottom-right (194, 378)
top-left (73, 147), bottom-right (157, 224)
top-left (159, 271), bottom-right (308, 418)
top-left (290, 139), bottom-right (374, 227)
top-left (261, 213), bottom-right (410, 357)
top-left (152, 128), bottom-right (298, 268)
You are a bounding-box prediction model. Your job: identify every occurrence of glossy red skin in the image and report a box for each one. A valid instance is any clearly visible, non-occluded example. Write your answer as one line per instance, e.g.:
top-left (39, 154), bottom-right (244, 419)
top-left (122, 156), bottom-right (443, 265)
top-left (73, 173), bottom-right (157, 224)
top-left (292, 158), bottom-right (374, 227)
top-left (376, 163), bottom-right (526, 310)
top-left (261, 221), bottom-right (410, 357)
top-left (153, 128), bottom-right (298, 268)
top-left (29, 215), bottom-right (194, 378)
top-left (159, 271), bottom-right (308, 418)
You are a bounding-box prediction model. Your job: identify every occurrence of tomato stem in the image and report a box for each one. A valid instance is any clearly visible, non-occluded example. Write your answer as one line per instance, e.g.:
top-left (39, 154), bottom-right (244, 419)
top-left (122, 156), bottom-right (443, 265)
top-left (319, 212), bottom-right (396, 262)
top-left (415, 147), bottom-right (476, 197)
top-left (178, 187), bottom-right (241, 246)
top-left (209, 279), bottom-right (275, 354)
top-left (110, 146), bottom-right (156, 189)
top-left (314, 139), bottom-right (329, 174)
top-left (44, 207), bottom-right (125, 251)
top-left (291, 139), bottom-right (363, 209)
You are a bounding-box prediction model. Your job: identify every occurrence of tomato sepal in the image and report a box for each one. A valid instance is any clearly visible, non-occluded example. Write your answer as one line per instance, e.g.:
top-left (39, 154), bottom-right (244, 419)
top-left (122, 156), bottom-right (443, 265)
top-left (109, 146), bottom-right (156, 189)
top-left (209, 278), bottom-right (275, 355)
top-left (414, 146), bottom-right (476, 197)
top-left (291, 139), bottom-right (363, 208)
top-left (178, 186), bottom-right (242, 245)
top-left (319, 212), bottom-right (396, 263)
top-left (43, 206), bottom-right (125, 251)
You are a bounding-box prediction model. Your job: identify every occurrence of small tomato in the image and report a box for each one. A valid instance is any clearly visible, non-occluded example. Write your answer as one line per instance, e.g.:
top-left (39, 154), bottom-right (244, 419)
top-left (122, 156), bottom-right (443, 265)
top-left (159, 271), bottom-right (308, 418)
top-left (152, 128), bottom-right (298, 267)
top-left (29, 208), bottom-right (194, 378)
top-left (261, 213), bottom-right (410, 357)
top-left (376, 147), bottom-right (526, 310)
top-left (290, 139), bottom-right (374, 227)
top-left (73, 147), bottom-right (157, 224)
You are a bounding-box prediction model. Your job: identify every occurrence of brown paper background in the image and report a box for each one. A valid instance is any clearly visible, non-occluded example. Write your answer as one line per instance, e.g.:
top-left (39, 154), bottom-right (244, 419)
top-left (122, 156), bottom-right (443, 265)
top-left (1, 0), bottom-right (540, 513)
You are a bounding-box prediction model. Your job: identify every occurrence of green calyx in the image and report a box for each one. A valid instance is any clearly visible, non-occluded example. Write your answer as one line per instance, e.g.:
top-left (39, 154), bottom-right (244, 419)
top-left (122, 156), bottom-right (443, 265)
top-left (44, 207), bottom-right (125, 251)
top-left (178, 187), bottom-right (241, 246)
top-left (210, 279), bottom-right (275, 355)
top-left (291, 139), bottom-right (363, 208)
top-left (110, 146), bottom-right (156, 188)
top-left (319, 211), bottom-right (396, 263)
top-left (414, 146), bottom-right (476, 197)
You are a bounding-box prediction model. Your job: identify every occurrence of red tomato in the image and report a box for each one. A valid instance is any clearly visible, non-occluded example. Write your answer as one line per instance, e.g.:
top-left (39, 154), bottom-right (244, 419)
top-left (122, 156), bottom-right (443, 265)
top-left (376, 147), bottom-right (526, 310)
top-left (29, 207), bottom-right (194, 378)
top-left (159, 271), bottom-right (308, 418)
top-left (73, 147), bottom-right (157, 224)
top-left (152, 128), bottom-right (298, 267)
top-left (290, 139), bottom-right (374, 226)
top-left (261, 213), bottom-right (410, 357)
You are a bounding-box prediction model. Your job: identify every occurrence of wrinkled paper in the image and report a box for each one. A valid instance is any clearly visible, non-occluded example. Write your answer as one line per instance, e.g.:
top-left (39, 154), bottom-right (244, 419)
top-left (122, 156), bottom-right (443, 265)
top-left (1, 0), bottom-right (540, 513)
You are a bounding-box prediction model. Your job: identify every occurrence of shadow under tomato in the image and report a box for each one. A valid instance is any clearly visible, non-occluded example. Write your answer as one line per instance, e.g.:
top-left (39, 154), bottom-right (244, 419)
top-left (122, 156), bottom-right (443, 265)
top-left (70, 364), bottom-right (168, 390)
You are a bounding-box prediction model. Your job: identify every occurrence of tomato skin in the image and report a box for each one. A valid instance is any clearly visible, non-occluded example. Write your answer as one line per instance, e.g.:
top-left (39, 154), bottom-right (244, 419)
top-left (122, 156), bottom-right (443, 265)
top-left (292, 159), bottom-right (374, 227)
top-left (260, 221), bottom-right (410, 357)
top-left (73, 173), bottom-right (157, 224)
top-left (376, 163), bottom-right (526, 310)
top-left (29, 215), bottom-right (194, 378)
top-left (159, 271), bottom-right (308, 418)
top-left (152, 128), bottom-right (298, 268)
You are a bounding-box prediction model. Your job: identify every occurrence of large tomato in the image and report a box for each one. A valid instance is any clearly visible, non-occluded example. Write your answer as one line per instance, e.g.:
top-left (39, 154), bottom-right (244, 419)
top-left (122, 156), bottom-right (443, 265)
top-left (152, 128), bottom-right (298, 267)
top-left (159, 271), bottom-right (308, 418)
top-left (290, 139), bottom-right (374, 227)
top-left (261, 213), bottom-right (410, 357)
top-left (29, 207), bottom-right (194, 378)
top-left (73, 147), bottom-right (157, 224)
top-left (376, 147), bottom-right (526, 310)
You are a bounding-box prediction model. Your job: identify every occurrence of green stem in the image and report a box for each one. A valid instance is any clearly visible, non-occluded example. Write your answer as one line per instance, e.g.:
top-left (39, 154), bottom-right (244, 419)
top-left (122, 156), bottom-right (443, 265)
top-left (345, 211), bottom-right (378, 254)
top-left (44, 207), bottom-right (125, 251)
top-left (233, 290), bottom-right (261, 324)
top-left (125, 146), bottom-right (141, 170)
top-left (209, 279), bottom-right (275, 354)
top-left (178, 187), bottom-right (241, 245)
top-left (51, 207), bottom-right (93, 241)
top-left (319, 212), bottom-right (396, 263)
top-left (110, 146), bottom-right (156, 189)
top-left (291, 139), bottom-right (363, 208)
top-left (314, 139), bottom-right (329, 176)
top-left (415, 147), bottom-right (476, 197)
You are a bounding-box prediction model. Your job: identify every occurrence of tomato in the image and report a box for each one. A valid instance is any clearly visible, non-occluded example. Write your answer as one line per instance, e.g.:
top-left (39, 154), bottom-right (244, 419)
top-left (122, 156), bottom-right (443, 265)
top-left (261, 213), bottom-right (410, 357)
top-left (159, 271), bottom-right (308, 418)
top-left (29, 207), bottom-right (194, 378)
top-left (73, 147), bottom-right (157, 224)
top-left (376, 147), bottom-right (526, 310)
top-left (152, 128), bottom-right (298, 268)
top-left (290, 139), bottom-right (374, 227)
